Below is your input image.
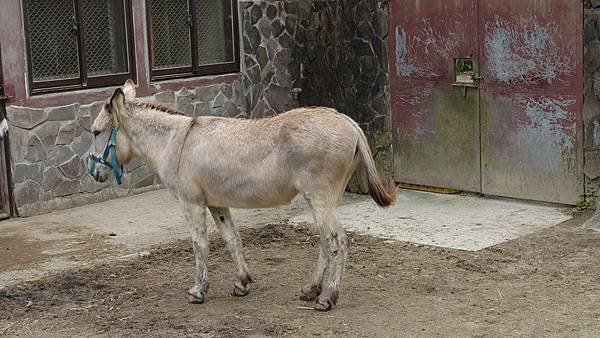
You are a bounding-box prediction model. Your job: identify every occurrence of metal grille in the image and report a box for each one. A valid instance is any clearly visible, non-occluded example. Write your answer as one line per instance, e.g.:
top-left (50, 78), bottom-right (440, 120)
top-left (196, 0), bottom-right (233, 65)
top-left (81, 0), bottom-right (129, 77)
top-left (150, 0), bottom-right (192, 70)
top-left (26, 0), bottom-right (80, 82)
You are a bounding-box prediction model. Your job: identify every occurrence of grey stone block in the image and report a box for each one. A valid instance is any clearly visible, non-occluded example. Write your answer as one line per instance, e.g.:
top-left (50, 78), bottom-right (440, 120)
top-left (47, 146), bottom-right (75, 167)
top-left (25, 135), bottom-right (47, 162)
top-left (258, 18), bottom-right (273, 38)
top-left (7, 106), bottom-right (47, 129)
top-left (34, 121), bottom-right (60, 150)
top-left (272, 19), bottom-right (284, 37)
top-left (212, 93), bottom-right (226, 108)
top-left (71, 133), bottom-right (94, 157)
top-left (77, 115), bottom-right (92, 132)
top-left (155, 90), bottom-right (175, 104)
top-left (56, 124), bottom-right (76, 145)
top-left (250, 4), bottom-right (263, 24)
top-left (193, 101), bottom-right (211, 116)
top-left (42, 166), bottom-right (64, 191)
top-left (15, 180), bottom-right (41, 207)
top-left (59, 156), bottom-right (81, 178)
top-left (47, 104), bottom-right (77, 121)
top-left (196, 85), bottom-right (220, 102)
top-left (14, 163), bottom-right (44, 184)
top-left (53, 179), bottom-right (82, 197)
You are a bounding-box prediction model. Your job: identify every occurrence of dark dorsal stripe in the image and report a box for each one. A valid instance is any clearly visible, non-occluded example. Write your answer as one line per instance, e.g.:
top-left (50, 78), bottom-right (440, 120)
top-left (130, 101), bottom-right (187, 116)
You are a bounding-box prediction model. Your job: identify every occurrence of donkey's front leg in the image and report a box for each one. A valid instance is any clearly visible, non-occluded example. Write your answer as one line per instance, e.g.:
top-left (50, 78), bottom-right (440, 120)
top-left (208, 207), bottom-right (253, 297)
top-left (182, 201), bottom-right (209, 304)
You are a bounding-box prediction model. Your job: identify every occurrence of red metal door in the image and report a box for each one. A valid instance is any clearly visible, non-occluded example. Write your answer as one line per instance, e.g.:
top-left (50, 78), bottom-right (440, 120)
top-left (388, 0), bottom-right (481, 192)
top-left (479, 1), bottom-right (583, 204)
top-left (389, 1), bottom-right (584, 204)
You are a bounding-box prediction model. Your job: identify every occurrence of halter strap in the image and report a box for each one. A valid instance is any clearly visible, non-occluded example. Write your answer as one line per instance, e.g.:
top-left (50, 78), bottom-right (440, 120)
top-left (87, 127), bottom-right (123, 185)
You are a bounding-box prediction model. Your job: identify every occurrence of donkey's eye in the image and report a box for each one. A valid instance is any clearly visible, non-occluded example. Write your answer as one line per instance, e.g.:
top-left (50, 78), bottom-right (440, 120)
top-left (93, 130), bottom-right (100, 136)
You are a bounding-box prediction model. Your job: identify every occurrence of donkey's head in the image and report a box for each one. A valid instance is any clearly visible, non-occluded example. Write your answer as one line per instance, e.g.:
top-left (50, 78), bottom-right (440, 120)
top-left (89, 80), bottom-right (137, 183)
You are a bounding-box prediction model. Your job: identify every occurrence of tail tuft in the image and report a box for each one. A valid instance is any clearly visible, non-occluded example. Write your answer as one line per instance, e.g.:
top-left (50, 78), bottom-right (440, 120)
top-left (344, 115), bottom-right (398, 208)
top-left (368, 176), bottom-right (398, 207)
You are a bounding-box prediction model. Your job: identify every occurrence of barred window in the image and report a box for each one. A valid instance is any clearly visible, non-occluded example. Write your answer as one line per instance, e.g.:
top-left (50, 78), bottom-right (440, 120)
top-left (24, 0), bottom-right (135, 94)
top-left (147, 0), bottom-right (239, 80)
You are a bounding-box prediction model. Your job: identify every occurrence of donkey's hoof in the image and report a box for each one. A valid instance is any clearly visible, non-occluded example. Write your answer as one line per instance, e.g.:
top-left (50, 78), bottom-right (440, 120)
top-left (314, 299), bottom-right (332, 312)
top-left (187, 293), bottom-right (204, 304)
top-left (314, 291), bottom-right (338, 312)
top-left (187, 287), bottom-right (206, 304)
top-left (233, 283), bottom-right (250, 297)
top-left (300, 285), bottom-right (321, 301)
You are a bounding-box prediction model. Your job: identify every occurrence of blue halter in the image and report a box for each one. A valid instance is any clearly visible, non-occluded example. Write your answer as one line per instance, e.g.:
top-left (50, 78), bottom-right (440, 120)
top-left (87, 127), bottom-right (123, 185)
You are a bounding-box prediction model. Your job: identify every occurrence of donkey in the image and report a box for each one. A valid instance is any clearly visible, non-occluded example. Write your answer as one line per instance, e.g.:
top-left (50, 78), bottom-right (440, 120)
top-left (89, 80), bottom-right (397, 311)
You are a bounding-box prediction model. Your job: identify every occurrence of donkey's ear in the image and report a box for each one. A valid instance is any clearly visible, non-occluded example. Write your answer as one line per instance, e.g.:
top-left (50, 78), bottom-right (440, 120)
top-left (122, 79), bottom-right (136, 101)
top-left (109, 88), bottom-right (125, 113)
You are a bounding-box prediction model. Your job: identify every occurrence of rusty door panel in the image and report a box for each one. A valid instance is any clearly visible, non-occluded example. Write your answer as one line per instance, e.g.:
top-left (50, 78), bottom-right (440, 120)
top-left (389, 0), bottom-right (481, 191)
top-left (480, 93), bottom-right (582, 204)
top-left (479, 1), bottom-right (583, 204)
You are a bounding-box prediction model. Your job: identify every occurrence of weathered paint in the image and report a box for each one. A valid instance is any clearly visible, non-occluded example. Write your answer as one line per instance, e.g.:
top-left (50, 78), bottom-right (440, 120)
top-left (479, 0), bottom-right (583, 204)
top-left (389, 0), bottom-right (481, 192)
top-left (484, 16), bottom-right (574, 85)
top-left (480, 93), bottom-right (582, 204)
top-left (395, 15), bottom-right (465, 79)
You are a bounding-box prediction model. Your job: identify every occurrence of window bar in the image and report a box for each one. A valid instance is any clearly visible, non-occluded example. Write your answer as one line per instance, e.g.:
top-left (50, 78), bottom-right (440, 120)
top-left (73, 0), bottom-right (88, 87)
top-left (189, 0), bottom-right (199, 74)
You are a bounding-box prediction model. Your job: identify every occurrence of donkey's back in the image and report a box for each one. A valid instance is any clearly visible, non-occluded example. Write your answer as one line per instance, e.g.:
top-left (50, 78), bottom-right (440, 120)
top-left (185, 107), bottom-right (374, 209)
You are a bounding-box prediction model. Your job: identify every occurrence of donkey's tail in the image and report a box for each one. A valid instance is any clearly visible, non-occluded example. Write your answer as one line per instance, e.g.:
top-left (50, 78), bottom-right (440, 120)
top-left (348, 118), bottom-right (397, 207)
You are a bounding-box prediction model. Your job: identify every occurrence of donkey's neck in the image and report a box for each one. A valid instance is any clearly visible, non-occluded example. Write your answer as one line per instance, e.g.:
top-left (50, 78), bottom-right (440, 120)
top-left (120, 102), bottom-right (192, 175)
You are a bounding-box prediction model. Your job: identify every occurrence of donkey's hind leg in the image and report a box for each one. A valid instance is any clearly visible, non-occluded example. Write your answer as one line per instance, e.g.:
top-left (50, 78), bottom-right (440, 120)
top-left (209, 207), bottom-right (253, 297)
top-left (303, 193), bottom-right (347, 311)
top-left (300, 225), bottom-right (328, 301)
top-left (181, 201), bottom-right (209, 304)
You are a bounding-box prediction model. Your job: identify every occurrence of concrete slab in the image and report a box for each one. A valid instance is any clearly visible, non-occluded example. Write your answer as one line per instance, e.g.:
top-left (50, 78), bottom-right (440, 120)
top-left (582, 211), bottom-right (600, 231)
top-left (0, 188), bottom-right (572, 289)
top-left (0, 189), bottom-right (306, 289)
top-left (291, 189), bottom-right (572, 251)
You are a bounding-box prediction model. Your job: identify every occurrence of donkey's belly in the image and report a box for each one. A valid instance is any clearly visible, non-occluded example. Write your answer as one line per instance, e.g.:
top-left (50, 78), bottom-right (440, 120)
top-left (201, 176), bottom-right (299, 209)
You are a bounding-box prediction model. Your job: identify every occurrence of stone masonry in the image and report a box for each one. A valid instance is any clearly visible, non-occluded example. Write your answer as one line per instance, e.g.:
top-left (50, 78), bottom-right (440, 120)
top-left (239, 0), bottom-right (303, 118)
top-left (7, 81), bottom-right (243, 216)
top-left (297, 0), bottom-right (393, 193)
top-left (240, 0), bottom-right (393, 193)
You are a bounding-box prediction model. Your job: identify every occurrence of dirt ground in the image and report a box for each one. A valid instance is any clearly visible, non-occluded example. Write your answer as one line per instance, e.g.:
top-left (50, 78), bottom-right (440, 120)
top-left (1, 210), bottom-right (599, 337)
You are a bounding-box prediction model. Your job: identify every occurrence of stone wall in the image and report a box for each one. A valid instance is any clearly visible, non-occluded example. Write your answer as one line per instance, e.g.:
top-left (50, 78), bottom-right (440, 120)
top-left (239, 0), bottom-right (393, 192)
top-left (296, 0), bottom-right (393, 192)
top-left (7, 80), bottom-right (243, 216)
top-left (584, 4), bottom-right (600, 205)
top-left (239, 0), bottom-right (303, 118)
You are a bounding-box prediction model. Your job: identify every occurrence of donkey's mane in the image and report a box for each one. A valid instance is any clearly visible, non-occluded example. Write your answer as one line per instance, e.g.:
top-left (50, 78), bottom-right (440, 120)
top-left (130, 100), bottom-right (187, 116)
